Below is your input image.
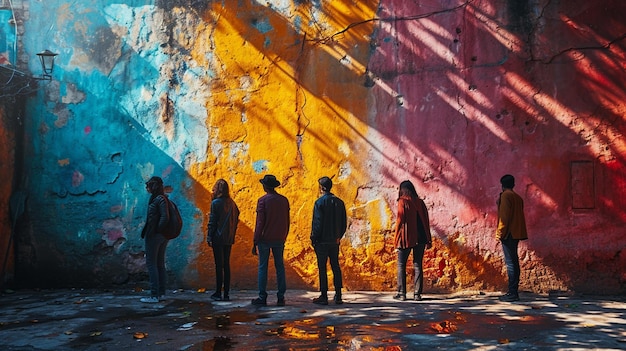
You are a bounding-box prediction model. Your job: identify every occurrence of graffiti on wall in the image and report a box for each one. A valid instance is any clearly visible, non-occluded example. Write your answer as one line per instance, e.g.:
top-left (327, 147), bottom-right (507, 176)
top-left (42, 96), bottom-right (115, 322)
top-left (6, 0), bottom-right (625, 293)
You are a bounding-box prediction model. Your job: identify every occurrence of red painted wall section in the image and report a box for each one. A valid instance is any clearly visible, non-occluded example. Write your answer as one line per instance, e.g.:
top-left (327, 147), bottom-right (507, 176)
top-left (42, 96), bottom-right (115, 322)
top-left (366, 0), bottom-right (626, 293)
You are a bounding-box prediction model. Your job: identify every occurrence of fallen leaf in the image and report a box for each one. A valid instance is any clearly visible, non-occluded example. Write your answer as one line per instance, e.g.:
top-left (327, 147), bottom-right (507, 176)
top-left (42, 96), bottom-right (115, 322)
top-left (197, 288), bottom-right (206, 293)
top-left (64, 331), bottom-right (73, 335)
top-left (90, 331), bottom-right (102, 337)
top-left (133, 332), bottom-right (148, 339)
top-left (177, 322), bottom-right (197, 331)
top-left (498, 338), bottom-right (510, 344)
top-left (430, 320), bottom-right (457, 333)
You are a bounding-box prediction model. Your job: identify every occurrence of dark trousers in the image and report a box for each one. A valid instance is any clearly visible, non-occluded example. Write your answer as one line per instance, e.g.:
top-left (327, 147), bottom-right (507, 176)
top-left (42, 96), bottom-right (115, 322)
top-left (145, 234), bottom-right (169, 297)
top-left (397, 244), bottom-right (426, 296)
top-left (212, 244), bottom-right (232, 296)
top-left (314, 243), bottom-right (343, 295)
top-left (501, 236), bottom-right (520, 295)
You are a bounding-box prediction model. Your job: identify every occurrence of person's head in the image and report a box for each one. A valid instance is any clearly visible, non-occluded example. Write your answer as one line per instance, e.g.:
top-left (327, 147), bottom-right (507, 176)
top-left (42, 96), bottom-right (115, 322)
top-left (500, 174), bottom-right (515, 190)
top-left (212, 179), bottom-right (230, 199)
top-left (398, 180), bottom-right (418, 200)
top-left (318, 176), bottom-right (333, 193)
top-left (259, 174), bottom-right (280, 191)
top-left (145, 176), bottom-right (164, 195)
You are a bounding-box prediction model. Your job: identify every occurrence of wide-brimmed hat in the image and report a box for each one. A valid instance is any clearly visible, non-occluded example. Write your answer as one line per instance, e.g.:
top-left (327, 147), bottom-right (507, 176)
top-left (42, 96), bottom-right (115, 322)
top-left (259, 174), bottom-right (280, 188)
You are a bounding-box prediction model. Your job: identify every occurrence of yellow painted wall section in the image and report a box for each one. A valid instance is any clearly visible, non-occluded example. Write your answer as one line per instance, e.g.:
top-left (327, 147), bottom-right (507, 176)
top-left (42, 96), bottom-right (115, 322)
top-left (186, 1), bottom-right (383, 291)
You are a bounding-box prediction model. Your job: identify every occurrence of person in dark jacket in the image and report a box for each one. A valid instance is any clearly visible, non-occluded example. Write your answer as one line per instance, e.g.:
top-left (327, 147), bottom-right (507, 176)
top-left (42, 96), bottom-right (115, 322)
top-left (496, 174), bottom-right (528, 302)
top-left (393, 180), bottom-right (432, 301)
top-left (251, 175), bottom-right (290, 306)
top-left (311, 176), bottom-right (347, 305)
top-left (207, 179), bottom-right (240, 301)
top-left (140, 176), bottom-right (170, 303)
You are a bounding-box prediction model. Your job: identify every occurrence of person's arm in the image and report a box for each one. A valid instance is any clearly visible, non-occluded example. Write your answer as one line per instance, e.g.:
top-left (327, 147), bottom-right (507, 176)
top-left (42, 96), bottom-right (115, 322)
top-left (496, 192), bottom-right (513, 240)
top-left (252, 198), bottom-right (265, 254)
top-left (310, 199), bottom-right (322, 245)
top-left (156, 196), bottom-right (169, 233)
top-left (419, 200), bottom-right (432, 248)
top-left (207, 200), bottom-right (219, 246)
top-left (337, 198), bottom-right (347, 243)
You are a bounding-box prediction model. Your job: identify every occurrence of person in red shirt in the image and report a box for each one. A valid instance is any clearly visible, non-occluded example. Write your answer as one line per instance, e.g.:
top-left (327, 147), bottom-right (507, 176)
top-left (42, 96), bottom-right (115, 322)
top-left (393, 180), bottom-right (432, 301)
top-left (251, 175), bottom-right (290, 306)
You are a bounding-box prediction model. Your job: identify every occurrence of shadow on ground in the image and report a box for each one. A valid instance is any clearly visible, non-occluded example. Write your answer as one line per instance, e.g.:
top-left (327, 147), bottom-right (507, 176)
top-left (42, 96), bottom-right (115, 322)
top-left (0, 289), bottom-right (625, 350)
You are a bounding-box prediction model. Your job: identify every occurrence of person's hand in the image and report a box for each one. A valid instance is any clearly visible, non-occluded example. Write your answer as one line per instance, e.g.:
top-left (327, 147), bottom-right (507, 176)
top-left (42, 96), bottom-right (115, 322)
top-left (207, 241), bottom-right (212, 247)
top-left (251, 245), bottom-right (257, 256)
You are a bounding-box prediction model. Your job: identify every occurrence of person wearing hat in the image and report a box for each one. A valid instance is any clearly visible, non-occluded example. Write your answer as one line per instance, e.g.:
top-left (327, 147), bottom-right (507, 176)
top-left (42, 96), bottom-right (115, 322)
top-left (310, 176), bottom-right (347, 305)
top-left (496, 174), bottom-right (528, 302)
top-left (140, 176), bottom-right (170, 303)
top-left (251, 174), bottom-right (290, 306)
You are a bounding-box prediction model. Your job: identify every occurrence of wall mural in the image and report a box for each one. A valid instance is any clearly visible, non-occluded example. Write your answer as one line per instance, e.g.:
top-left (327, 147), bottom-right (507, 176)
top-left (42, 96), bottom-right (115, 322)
top-left (8, 0), bottom-right (625, 294)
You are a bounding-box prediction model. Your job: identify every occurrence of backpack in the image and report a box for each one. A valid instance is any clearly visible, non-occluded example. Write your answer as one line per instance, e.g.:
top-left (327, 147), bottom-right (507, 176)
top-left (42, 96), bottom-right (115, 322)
top-left (160, 195), bottom-right (183, 240)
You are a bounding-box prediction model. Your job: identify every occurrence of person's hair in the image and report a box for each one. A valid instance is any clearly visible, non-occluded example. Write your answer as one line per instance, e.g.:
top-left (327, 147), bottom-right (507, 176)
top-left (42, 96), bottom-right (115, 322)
top-left (397, 180), bottom-right (418, 201)
top-left (500, 174), bottom-right (515, 189)
top-left (146, 177), bottom-right (164, 195)
top-left (318, 176), bottom-right (333, 192)
top-left (212, 179), bottom-right (230, 199)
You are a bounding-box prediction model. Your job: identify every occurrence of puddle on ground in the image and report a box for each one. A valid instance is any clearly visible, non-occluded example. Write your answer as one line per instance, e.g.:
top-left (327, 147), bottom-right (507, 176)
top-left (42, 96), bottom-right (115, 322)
top-left (189, 309), bottom-right (566, 350)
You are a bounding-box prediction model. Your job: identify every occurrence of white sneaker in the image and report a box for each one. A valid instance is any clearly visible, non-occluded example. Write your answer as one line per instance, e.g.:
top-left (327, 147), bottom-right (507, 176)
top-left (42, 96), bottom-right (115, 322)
top-left (140, 296), bottom-right (159, 303)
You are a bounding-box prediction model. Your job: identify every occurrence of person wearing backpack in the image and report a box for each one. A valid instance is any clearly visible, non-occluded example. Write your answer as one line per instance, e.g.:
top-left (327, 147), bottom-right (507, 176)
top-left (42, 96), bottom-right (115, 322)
top-left (207, 179), bottom-right (240, 301)
top-left (140, 176), bottom-right (170, 303)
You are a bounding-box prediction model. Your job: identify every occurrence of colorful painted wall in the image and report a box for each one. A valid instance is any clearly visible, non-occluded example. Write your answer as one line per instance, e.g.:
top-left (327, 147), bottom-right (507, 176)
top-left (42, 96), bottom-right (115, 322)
top-left (5, 0), bottom-right (625, 294)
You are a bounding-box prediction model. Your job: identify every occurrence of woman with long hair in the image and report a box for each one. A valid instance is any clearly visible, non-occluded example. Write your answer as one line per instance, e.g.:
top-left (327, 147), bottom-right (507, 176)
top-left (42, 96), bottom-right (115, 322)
top-left (393, 180), bottom-right (432, 301)
top-left (207, 179), bottom-right (240, 301)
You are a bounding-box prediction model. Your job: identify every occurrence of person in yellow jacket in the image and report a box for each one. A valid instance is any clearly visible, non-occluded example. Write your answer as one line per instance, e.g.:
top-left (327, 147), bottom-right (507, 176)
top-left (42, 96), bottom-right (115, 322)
top-left (496, 174), bottom-right (528, 302)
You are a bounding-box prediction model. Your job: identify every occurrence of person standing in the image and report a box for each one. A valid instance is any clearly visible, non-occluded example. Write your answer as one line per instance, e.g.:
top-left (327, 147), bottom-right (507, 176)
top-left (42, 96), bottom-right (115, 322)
top-left (496, 174), bottom-right (528, 302)
top-left (251, 175), bottom-right (290, 306)
top-left (207, 179), bottom-right (240, 301)
top-left (311, 176), bottom-right (347, 305)
top-left (140, 176), bottom-right (170, 303)
top-left (393, 180), bottom-right (432, 301)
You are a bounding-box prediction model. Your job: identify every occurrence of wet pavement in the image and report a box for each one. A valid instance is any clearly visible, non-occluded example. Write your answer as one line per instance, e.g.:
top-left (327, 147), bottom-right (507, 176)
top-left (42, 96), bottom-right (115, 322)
top-left (0, 288), bottom-right (625, 350)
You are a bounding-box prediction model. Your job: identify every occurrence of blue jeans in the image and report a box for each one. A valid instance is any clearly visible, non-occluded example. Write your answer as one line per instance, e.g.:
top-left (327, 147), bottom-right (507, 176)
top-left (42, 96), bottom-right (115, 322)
top-left (501, 236), bottom-right (520, 295)
top-left (257, 242), bottom-right (286, 300)
top-left (212, 244), bottom-right (232, 296)
top-left (397, 244), bottom-right (425, 295)
top-left (145, 233), bottom-right (169, 297)
top-left (314, 243), bottom-right (343, 294)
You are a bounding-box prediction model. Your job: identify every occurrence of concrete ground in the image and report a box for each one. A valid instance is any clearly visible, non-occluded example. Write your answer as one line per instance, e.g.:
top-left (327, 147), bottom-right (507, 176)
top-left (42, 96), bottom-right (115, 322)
top-left (0, 288), bottom-right (624, 350)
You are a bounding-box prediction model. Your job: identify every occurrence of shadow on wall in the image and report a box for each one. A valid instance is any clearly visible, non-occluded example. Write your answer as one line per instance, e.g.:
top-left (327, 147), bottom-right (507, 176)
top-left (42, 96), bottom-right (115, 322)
top-left (17, 0), bottom-right (626, 294)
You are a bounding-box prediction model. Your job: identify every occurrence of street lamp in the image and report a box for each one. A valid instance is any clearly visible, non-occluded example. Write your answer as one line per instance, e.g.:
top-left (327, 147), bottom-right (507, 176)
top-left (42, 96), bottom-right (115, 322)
top-left (36, 49), bottom-right (58, 80)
